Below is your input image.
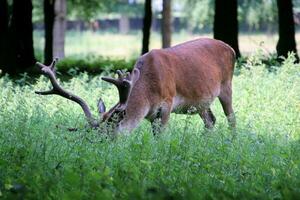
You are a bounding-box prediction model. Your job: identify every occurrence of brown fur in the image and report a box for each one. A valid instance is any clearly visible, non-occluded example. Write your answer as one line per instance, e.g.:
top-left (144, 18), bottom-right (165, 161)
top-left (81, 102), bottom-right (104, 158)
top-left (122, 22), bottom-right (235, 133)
top-left (104, 38), bottom-right (236, 133)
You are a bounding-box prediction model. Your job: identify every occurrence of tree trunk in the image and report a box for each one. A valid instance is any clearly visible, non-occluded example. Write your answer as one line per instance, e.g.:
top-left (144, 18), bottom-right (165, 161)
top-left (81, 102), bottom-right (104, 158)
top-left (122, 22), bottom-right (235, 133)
top-left (213, 0), bottom-right (241, 58)
top-left (0, 0), bottom-right (9, 71)
top-left (119, 15), bottom-right (130, 34)
top-left (141, 0), bottom-right (152, 54)
top-left (53, 0), bottom-right (66, 59)
top-left (5, 0), bottom-right (36, 74)
top-left (161, 0), bottom-right (171, 48)
top-left (276, 0), bottom-right (299, 62)
top-left (44, 0), bottom-right (55, 65)
top-left (0, 0), bottom-right (8, 37)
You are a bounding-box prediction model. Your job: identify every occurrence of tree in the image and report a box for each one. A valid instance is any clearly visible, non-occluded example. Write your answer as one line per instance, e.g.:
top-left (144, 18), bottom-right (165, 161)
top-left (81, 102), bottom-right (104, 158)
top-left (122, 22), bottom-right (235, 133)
top-left (2, 0), bottom-right (36, 74)
top-left (44, 0), bottom-right (55, 65)
top-left (276, 0), bottom-right (299, 62)
top-left (141, 0), bottom-right (152, 54)
top-left (162, 0), bottom-right (171, 48)
top-left (0, 0), bottom-right (8, 41)
top-left (213, 0), bottom-right (241, 57)
top-left (0, 0), bottom-right (9, 70)
top-left (53, 0), bottom-right (66, 59)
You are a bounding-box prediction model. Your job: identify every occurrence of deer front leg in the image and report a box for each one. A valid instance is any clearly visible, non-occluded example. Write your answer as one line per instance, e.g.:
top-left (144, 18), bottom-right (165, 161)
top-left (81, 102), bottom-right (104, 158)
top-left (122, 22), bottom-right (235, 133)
top-left (151, 102), bottom-right (172, 135)
top-left (116, 105), bottom-right (150, 134)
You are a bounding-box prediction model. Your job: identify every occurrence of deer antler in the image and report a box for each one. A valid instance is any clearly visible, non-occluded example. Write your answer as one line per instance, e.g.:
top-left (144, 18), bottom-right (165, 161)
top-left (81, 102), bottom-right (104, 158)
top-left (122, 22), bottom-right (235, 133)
top-left (101, 69), bottom-right (140, 107)
top-left (35, 58), bottom-right (101, 128)
top-left (102, 70), bottom-right (132, 104)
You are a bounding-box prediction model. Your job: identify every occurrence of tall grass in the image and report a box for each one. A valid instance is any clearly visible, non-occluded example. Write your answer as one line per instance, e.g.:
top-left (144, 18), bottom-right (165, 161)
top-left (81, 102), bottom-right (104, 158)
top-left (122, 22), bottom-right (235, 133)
top-left (0, 54), bottom-right (299, 199)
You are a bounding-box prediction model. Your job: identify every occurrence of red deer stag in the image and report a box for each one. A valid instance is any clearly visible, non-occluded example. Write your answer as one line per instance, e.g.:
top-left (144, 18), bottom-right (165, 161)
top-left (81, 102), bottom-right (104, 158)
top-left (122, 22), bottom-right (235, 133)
top-left (36, 38), bottom-right (236, 133)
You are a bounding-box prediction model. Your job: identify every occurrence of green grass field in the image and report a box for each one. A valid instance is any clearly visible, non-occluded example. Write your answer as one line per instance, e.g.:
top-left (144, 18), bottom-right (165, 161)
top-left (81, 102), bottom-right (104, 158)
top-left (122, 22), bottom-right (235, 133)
top-left (34, 31), bottom-right (300, 60)
top-left (0, 53), bottom-right (299, 199)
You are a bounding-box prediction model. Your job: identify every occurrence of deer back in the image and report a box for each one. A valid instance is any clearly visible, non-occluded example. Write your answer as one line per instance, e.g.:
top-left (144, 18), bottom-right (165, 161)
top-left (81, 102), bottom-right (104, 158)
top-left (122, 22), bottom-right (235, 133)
top-left (125, 38), bottom-right (235, 114)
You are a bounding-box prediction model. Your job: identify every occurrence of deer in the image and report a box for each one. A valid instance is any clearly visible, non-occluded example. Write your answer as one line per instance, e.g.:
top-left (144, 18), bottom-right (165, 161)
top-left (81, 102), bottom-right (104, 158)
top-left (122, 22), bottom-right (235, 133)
top-left (35, 38), bottom-right (236, 134)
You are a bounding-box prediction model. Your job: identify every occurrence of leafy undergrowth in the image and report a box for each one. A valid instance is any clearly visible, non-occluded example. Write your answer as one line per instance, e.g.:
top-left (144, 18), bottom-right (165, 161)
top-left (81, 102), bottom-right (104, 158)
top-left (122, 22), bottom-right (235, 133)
top-left (0, 55), bottom-right (299, 199)
top-left (55, 56), bottom-right (136, 74)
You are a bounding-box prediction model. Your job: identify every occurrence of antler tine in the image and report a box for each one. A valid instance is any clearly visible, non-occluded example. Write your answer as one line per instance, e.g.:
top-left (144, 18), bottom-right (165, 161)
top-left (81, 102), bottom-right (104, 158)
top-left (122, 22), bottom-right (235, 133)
top-left (36, 62), bottom-right (47, 69)
top-left (35, 90), bottom-right (55, 95)
top-left (116, 70), bottom-right (125, 79)
top-left (50, 57), bottom-right (58, 71)
top-left (125, 72), bottom-right (131, 80)
top-left (101, 77), bottom-right (120, 86)
top-left (102, 70), bottom-right (132, 86)
top-left (35, 59), bottom-right (99, 128)
top-left (118, 69), bottom-right (134, 81)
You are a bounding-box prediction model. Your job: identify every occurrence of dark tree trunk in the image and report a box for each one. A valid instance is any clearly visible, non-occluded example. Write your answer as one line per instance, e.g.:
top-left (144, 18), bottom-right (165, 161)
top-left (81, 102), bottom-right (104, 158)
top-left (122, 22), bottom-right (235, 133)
top-left (44, 0), bottom-right (55, 65)
top-left (162, 0), bottom-right (171, 48)
top-left (213, 0), bottom-right (241, 58)
top-left (141, 0), bottom-right (152, 54)
top-left (276, 0), bottom-right (299, 62)
top-left (0, 0), bottom-right (8, 37)
top-left (0, 0), bottom-right (9, 71)
top-left (5, 0), bottom-right (36, 74)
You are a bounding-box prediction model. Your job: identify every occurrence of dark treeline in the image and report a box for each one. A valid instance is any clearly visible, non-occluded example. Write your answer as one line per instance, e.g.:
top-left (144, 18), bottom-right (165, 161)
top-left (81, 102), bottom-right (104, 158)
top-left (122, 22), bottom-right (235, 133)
top-left (0, 0), bottom-right (299, 75)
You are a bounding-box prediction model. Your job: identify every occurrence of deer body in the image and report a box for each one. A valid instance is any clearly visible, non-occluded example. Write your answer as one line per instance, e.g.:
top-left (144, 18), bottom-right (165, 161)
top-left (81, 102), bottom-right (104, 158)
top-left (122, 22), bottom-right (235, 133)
top-left (111, 38), bottom-right (236, 132)
top-left (36, 38), bottom-right (236, 134)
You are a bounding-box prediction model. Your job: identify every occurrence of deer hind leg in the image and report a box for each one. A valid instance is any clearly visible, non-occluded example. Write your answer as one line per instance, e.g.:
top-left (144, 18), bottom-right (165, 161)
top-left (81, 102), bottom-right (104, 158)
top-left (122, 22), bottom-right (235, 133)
top-left (218, 83), bottom-right (236, 128)
top-left (199, 108), bottom-right (216, 129)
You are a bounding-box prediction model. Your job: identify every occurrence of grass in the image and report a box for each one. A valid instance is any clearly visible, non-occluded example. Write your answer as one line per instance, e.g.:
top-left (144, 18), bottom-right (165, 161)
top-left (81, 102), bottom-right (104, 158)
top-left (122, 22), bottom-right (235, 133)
top-left (0, 54), bottom-right (299, 199)
top-left (34, 31), bottom-right (300, 60)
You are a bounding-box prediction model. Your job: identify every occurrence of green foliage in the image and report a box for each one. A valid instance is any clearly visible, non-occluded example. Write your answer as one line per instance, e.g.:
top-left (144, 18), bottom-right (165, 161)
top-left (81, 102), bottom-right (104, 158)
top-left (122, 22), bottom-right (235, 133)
top-left (103, 0), bottom-right (144, 17)
top-left (32, 0), bottom-right (43, 22)
top-left (239, 0), bottom-right (278, 30)
top-left (67, 0), bottom-right (114, 20)
top-left (31, 0), bottom-right (300, 30)
top-left (56, 56), bottom-right (136, 74)
top-left (181, 0), bottom-right (283, 31)
top-left (31, 0), bottom-right (144, 22)
top-left (181, 0), bottom-right (214, 30)
top-left (0, 55), bottom-right (299, 199)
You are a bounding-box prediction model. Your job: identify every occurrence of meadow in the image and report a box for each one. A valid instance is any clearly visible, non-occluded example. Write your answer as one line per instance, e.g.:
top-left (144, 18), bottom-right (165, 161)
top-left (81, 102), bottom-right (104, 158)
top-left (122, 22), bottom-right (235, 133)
top-left (0, 50), bottom-right (299, 199)
top-left (34, 31), bottom-right (300, 59)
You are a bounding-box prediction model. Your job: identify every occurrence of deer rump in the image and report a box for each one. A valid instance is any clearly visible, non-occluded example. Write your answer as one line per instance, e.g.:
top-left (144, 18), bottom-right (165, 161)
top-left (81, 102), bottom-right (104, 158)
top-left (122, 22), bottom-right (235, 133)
top-left (36, 38), bottom-right (236, 134)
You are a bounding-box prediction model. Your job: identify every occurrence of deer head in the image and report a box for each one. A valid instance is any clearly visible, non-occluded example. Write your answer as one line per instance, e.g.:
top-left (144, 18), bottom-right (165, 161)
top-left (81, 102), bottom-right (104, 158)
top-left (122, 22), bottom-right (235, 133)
top-left (100, 68), bottom-right (140, 123)
top-left (35, 58), bottom-right (139, 130)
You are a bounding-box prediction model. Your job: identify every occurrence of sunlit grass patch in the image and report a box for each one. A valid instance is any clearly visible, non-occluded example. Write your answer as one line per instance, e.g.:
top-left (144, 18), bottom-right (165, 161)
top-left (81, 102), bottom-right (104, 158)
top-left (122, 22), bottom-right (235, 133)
top-left (34, 31), bottom-right (300, 60)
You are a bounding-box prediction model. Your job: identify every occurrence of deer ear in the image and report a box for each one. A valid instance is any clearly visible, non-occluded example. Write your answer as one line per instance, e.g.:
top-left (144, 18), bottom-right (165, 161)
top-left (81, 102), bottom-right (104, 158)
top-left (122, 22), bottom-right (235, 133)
top-left (97, 98), bottom-right (106, 113)
top-left (131, 68), bottom-right (140, 84)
